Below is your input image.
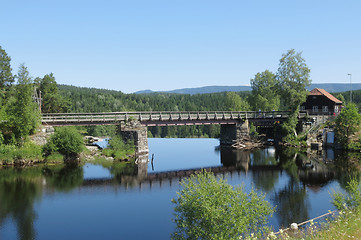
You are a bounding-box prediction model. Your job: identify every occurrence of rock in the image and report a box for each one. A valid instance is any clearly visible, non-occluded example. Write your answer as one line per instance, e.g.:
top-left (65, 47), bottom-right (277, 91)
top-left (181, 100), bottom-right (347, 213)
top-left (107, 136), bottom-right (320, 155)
top-left (30, 126), bottom-right (55, 145)
top-left (290, 223), bottom-right (298, 231)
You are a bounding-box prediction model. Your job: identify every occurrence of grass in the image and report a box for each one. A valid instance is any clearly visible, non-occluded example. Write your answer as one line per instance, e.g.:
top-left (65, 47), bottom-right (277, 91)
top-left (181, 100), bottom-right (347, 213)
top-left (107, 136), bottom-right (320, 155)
top-left (306, 208), bottom-right (361, 240)
top-left (44, 152), bottom-right (64, 163)
top-left (264, 209), bottom-right (361, 240)
top-left (0, 142), bottom-right (43, 164)
top-left (101, 135), bottom-right (135, 160)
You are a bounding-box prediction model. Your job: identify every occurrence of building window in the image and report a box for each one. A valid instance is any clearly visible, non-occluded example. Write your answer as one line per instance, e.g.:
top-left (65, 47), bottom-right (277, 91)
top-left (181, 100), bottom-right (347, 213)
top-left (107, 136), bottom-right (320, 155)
top-left (300, 106), bottom-right (305, 111)
top-left (313, 106), bottom-right (318, 112)
top-left (335, 106), bottom-right (339, 113)
top-left (322, 106), bottom-right (328, 112)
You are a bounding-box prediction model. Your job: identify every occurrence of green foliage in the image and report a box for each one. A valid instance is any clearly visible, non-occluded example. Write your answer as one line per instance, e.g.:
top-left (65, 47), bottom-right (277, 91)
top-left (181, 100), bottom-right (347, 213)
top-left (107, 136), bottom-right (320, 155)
top-left (335, 103), bottom-right (361, 148)
top-left (249, 122), bottom-right (259, 137)
top-left (278, 109), bottom-right (299, 142)
top-left (250, 70), bottom-right (280, 111)
top-left (44, 152), bottom-right (64, 163)
top-left (85, 125), bottom-right (116, 137)
top-left (103, 135), bottom-right (135, 160)
top-left (0, 64), bottom-right (40, 145)
top-left (336, 93), bottom-right (345, 105)
top-left (0, 142), bottom-right (43, 164)
top-left (35, 73), bottom-right (69, 113)
top-left (225, 92), bottom-right (250, 111)
top-left (12, 64), bottom-right (40, 142)
top-left (276, 49), bottom-right (311, 111)
top-left (332, 177), bottom-right (361, 211)
top-left (43, 127), bottom-right (84, 158)
top-left (0, 45), bottom-right (14, 96)
top-left (171, 171), bottom-right (274, 240)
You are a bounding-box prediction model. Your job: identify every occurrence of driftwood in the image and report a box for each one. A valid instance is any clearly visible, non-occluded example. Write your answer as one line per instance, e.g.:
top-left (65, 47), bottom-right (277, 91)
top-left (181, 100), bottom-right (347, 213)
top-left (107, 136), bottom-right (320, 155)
top-left (232, 135), bottom-right (268, 150)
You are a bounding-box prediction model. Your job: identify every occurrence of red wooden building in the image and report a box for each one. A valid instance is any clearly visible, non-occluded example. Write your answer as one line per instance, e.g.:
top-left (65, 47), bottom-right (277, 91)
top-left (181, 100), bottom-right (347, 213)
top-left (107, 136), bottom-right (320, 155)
top-left (300, 88), bottom-right (343, 114)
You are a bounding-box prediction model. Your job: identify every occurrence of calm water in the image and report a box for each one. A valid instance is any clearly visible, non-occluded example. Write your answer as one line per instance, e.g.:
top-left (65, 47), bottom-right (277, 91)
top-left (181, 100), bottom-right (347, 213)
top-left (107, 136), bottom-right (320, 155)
top-left (0, 138), bottom-right (359, 240)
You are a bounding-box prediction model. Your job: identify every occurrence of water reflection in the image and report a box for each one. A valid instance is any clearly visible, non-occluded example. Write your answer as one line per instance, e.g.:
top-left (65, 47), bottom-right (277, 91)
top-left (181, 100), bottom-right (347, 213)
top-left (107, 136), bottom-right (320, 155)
top-left (43, 163), bottom-right (84, 192)
top-left (1, 142), bottom-right (361, 239)
top-left (0, 168), bottom-right (43, 240)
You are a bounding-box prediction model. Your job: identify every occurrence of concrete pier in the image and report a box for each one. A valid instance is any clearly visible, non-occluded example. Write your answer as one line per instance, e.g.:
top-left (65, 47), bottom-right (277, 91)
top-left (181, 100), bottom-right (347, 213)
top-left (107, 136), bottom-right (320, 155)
top-left (220, 120), bottom-right (249, 145)
top-left (119, 120), bottom-right (149, 155)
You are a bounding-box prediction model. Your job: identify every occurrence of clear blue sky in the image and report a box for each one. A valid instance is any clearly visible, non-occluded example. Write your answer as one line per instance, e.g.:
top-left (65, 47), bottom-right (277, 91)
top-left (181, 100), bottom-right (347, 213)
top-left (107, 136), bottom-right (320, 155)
top-left (1, 0), bottom-right (360, 93)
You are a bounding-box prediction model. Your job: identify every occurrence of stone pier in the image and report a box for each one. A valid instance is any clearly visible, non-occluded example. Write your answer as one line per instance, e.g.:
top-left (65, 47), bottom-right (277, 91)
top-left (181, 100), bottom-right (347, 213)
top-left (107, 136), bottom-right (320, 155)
top-left (220, 120), bottom-right (249, 145)
top-left (119, 120), bottom-right (149, 156)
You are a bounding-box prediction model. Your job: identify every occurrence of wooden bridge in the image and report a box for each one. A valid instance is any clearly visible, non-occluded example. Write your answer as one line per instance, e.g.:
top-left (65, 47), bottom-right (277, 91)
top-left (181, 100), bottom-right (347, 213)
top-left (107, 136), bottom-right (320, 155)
top-left (42, 111), bottom-right (298, 126)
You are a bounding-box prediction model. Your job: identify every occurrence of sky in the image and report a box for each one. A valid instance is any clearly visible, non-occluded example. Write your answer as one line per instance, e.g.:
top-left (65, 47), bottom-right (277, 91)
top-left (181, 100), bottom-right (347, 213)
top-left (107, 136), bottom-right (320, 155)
top-left (1, 0), bottom-right (360, 93)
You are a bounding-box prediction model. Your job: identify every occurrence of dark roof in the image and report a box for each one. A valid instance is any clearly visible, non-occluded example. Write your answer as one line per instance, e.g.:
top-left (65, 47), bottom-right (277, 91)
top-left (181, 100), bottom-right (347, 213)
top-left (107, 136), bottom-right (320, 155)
top-left (309, 88), bottom-right (342, 104)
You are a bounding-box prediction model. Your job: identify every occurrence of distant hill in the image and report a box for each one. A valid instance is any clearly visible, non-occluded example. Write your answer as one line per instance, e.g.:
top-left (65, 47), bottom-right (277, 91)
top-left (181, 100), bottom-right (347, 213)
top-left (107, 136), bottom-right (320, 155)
top-left (135, 83), bottom-right (361, 95)
top-left (306, 83), bottom-right (361, 93)
top-left (135, 86), bottom-right (252, 94)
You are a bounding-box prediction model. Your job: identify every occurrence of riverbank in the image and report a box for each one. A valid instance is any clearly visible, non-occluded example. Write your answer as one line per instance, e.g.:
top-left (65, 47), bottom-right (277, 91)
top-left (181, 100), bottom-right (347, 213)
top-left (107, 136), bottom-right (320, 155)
top-left (308, 208), bottom-right (361, 240)
top-left (273, 207), bottom-right (361, 240)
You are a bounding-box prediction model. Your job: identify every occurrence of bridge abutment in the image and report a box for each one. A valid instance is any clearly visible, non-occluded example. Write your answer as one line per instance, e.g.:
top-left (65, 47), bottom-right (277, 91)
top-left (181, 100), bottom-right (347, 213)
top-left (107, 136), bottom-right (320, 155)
top-left (220, 120), bottom-right (249, 145)
top-left (119, 120), bottom-right (149, 156)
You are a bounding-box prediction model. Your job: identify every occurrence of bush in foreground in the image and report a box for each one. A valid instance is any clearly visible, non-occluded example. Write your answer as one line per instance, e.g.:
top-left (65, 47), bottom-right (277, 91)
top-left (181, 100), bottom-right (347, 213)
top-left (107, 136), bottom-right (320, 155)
top-left (171, 171), bottom-right (274, 240)
top-left (332, 177), bottom-right (361, 211)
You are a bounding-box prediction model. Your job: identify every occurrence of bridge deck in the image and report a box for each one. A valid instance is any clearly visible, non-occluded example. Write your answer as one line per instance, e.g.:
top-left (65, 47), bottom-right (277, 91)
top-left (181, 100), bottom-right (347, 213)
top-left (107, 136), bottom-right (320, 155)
top-left (41, 111), bottom-right (297, 126)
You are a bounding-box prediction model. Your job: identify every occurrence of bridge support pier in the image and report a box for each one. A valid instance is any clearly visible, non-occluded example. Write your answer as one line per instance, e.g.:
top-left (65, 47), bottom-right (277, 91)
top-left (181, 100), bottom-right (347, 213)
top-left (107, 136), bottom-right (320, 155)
top-left (119, 120), bottom-right (149, 156)
top-left (220, 120), bottom-right (249, 145)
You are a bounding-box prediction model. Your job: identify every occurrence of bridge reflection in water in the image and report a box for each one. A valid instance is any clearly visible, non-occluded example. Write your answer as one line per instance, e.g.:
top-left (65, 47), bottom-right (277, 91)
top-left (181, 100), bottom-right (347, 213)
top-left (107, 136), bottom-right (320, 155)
top-left (79, 146), bottom-right (339, 193)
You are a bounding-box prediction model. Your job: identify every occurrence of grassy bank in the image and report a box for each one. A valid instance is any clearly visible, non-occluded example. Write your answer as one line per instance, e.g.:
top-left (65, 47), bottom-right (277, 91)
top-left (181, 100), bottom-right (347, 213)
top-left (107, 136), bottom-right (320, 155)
top-left (270, 208), bottom-right (361, 240)
top-left (0, 142), bottom-right (43, 165)
top-left (307, 208), bottom-right (361, 239)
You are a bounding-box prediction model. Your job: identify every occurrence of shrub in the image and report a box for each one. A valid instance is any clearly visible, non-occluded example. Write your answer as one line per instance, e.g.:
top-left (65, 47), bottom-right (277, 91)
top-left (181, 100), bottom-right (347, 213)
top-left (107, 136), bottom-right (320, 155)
top-left (171, 171), bottom-right (274, 240)
top-left (43, 127), bottom-right (84, 158)
top-left (45, 153), bottom-right (64, 163)
top-left (332, 177), bottom-right (361, 211)
top-left (0, 142), bottom-right (42, 164)
top-left (102, 135), bottom-right (135, 160)
top-left (335, 103), bottom-right (361, 149)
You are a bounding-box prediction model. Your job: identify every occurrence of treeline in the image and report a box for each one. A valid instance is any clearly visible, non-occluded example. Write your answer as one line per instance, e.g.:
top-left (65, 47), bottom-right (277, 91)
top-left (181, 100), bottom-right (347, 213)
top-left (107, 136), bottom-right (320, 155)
top-left (0, 45), bottom-right (81, 164)
top-left (59, 85), bottom-right (251, 137)
top-left (334, 89), bottom-right (361, 109)
top-left (0, 46), bottom-right (68, 146)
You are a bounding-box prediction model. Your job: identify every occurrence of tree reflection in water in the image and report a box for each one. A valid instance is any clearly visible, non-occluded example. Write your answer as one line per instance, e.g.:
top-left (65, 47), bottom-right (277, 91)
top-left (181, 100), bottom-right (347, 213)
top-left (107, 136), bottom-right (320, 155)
top-left (0, 163), bottom-right (85, 240)
top-left (42, 163), bottom-right (84, 192)
top-left (251, 148), bottom-right (280, 192)
top-left (0, 168), bottom-right (43, 240)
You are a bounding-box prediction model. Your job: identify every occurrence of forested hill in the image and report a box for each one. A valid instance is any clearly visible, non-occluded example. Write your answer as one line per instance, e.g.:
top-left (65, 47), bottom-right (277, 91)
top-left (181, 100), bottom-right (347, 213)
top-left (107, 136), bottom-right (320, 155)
top-left (58, 84), bottom-right (250, 113)
top-left (135, 86), bottom-right (252, 94)
top-left (135, 83), bottom-right (361, 95)
top-left (58, 84), bottom-right (251, 138)
top-left (58, 84), bottom-right (361, 113)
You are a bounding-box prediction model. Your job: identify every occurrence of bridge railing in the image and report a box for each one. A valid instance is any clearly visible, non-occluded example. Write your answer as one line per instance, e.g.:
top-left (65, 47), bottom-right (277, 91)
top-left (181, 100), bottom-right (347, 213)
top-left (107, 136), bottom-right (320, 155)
top-left (41, 111), bottom-right (292, 125)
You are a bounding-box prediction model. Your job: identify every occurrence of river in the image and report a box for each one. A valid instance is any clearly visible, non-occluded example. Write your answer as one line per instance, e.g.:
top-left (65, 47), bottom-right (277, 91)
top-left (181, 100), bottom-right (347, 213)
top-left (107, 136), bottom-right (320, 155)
top-left (0, 138), bottom-right (359, 239)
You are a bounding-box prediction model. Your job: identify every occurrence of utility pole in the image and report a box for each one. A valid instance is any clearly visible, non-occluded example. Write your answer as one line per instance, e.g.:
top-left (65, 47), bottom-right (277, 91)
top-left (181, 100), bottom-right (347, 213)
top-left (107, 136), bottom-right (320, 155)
top-left (348, 73), bottom-right (352, 103)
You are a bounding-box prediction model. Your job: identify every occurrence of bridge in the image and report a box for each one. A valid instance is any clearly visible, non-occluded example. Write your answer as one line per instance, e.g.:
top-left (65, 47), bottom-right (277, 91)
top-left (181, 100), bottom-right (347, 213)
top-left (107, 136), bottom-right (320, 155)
top-left (41, 111), bottom-right (328, 156)
top-left (41, 111), bottom-right (295, 126)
